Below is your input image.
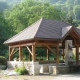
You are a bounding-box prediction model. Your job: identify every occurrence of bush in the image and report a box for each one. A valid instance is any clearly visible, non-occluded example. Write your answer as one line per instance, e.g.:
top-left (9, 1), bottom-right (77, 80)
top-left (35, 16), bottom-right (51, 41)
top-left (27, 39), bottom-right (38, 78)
top-left (14, 66), bottom-right (28, 75)
top-left (0, 56), bottom-right (7, 65)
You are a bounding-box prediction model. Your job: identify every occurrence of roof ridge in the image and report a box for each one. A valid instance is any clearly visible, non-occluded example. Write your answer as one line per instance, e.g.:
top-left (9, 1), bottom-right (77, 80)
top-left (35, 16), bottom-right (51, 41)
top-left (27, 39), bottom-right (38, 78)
top-left (4, 18), bottom-right (43, 44)
top-left (41, 18), bottom-right (72, 26)
top-left (34, 18), bottom-right (43, 38)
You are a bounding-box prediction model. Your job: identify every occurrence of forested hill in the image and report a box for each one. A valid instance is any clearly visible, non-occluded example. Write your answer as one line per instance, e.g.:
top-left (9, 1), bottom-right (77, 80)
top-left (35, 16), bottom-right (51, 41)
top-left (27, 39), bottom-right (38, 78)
top-left (0, 0), bottom-right (80, 22)
top-left (0, 0), bottom-right (24, 12)
top-left (51, 0), bottom-right (80, 21)
top-left (48, 0), bottom-right (80, 5)
top-left (37, 0), bottom-right (80, 22)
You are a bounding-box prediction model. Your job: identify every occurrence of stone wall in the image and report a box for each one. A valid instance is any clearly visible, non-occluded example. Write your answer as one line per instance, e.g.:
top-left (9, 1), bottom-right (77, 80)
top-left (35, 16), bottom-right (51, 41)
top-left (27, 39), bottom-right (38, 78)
top-left (57, 66), bottom-right (69, 74)
top-left (7, 61), bottom-right (41, 75)
top-left (7, 61), bottom-right (70, 75)
top-left (49, 66), bottom-right (69, 75)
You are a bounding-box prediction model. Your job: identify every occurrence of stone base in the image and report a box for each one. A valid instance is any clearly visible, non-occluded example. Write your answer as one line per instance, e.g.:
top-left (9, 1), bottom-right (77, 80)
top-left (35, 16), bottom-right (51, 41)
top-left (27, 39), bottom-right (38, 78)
top-left (57, 66), bottom-right (69, 74)
top-left (49, 66), bottom-right (69, 75)
top-left (7, 61), bottom-right (41, 75)
top-left (7, 61), bottom-right (70, 75)
top-left (40, 65), bottom-right (49, 73)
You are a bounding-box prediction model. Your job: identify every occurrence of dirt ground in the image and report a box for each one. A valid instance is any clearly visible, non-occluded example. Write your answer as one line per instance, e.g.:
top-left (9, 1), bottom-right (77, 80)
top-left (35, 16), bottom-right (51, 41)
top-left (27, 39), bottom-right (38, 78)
top-left (0, 74), bottom-right (80, 80)
top-left (0, 69), bottom-right (80, 80)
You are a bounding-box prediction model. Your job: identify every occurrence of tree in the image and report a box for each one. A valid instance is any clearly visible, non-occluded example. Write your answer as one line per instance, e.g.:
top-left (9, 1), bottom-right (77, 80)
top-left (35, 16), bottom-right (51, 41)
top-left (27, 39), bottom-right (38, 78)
top-left (0, 12), bottom-right (13, 56)
top-left (4, 0), bottom-right (64, 33)
top-left (65, 16), bottom-right (79, 27)
top-left (65, 0), bottom-right (74, 5)
top-left (73, 5), bottom-right (80, 20)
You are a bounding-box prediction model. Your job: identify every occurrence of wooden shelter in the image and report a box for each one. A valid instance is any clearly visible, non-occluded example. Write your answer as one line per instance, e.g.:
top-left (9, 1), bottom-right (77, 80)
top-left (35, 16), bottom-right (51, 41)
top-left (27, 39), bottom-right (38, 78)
top-left (4, 18), bottom-right (80, 65)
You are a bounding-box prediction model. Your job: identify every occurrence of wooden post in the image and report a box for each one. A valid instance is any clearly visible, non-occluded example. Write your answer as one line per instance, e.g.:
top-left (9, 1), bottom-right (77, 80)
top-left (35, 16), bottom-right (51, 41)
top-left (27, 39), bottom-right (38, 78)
top-left (9, 46), bottom-right (12, 61)
top-left (56, 44), bottom-right (59, 65)
top-left (76, 46), bottom-right (79, 64)
top-left (19, 46), bottom-right (22, 61)
top-left (46, 45), bottom-right (55, 55)
top-left (32, 45), bottom-right (36, 61)
top-left (63, 49), bottom-right (65, 59)
top-left (46, 48), bottom-right (49, 60)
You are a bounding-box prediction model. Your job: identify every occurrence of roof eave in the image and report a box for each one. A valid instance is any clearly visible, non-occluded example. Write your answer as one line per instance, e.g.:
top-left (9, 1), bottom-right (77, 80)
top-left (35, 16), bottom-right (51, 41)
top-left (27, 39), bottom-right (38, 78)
top-left (3, 38), bottom-right (35, 45)
top-left (61, 26), bottom-right (80, 42)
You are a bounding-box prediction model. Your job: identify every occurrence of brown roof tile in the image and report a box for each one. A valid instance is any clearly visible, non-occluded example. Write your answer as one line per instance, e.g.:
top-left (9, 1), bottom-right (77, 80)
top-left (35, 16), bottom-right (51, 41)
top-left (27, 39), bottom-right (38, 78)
top-left (4, 18), bottom-right (80, 44)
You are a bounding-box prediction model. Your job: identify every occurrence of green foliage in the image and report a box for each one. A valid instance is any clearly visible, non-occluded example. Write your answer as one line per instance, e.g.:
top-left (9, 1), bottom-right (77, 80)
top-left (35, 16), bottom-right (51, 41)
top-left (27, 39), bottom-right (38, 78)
top-left (1, 0), bottom-right (80, 27)
top-left (0, 12), bottom-right (14, 56)
top-left (65, 16), bottom-right (79, 27)
top-left (73, 5), bottom-right (80, 20)
top-left (72, 53), bottom-right (76, 60)
top-left (14, 66), bottom-right (28, 75)
top-left (45, 0), bottom-right (80, 26)
top-left (36, 47), bottom-right (56, 60)
top-left (4, 0), bottom-right (64, 33)
top-left (0, 56), bottom-right (7, 65)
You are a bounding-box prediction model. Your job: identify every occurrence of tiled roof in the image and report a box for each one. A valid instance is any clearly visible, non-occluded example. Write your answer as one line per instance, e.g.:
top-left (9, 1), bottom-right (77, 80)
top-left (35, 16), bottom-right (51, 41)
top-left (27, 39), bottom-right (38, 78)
top-left (4, 18), bottom-right (80, 44)
top-left (61, 26), bottom-right (72, 37)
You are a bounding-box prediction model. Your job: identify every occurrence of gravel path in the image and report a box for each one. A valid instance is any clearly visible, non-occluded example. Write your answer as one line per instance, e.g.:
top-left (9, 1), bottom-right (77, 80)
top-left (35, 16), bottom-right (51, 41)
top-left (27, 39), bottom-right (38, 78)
top-left (0, 69), bottom-right (80, 80)
top-left (0, 74), bottom-right (80, 80)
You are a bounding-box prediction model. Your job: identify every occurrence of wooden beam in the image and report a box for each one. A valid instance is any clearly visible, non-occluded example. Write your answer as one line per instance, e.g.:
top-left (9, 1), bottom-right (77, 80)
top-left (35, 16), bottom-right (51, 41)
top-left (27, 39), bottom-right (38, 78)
top-left (9, 46), bottom-right (12, 61)
top-left (35, 42), bottom-right (57, 46)
top-left (76, 46), bottom-right (79, 64)
top-left (56, 44), bottom-right (59, 65)
top-left (9, 42), bottom-right (36, 48)
top-left (46, 45), bottom-right (55, 55)
top-left (32, 45), bottom-right (36, 61)
top-left (71, 29), bottom-right (80, 39)
top-left (10, 48), bottom-right (15, 56)
top-left (10, 49), bottom-right (19, 57)
top-left (26, 46), bottom-right (33, 55)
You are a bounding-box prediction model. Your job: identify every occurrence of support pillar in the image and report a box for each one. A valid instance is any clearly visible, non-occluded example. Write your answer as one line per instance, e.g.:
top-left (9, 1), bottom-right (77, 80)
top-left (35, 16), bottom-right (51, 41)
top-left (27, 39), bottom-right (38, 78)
top-left (63, 49), bottom-right (65, 59)
top-left (19, 46), bottom-right (22, 61)
top-left (32, 45), bottom-right (36, 61)
top-left (56, 44), bottom-right (59, 65)
top-left (76, 46), bottom-right (79, 64)
top-left (46, 49), bottom-right (49, 60)
top-left (64, 40), bottom-right (73, 65)
top-left (9, 46), bottom-right (12, 61)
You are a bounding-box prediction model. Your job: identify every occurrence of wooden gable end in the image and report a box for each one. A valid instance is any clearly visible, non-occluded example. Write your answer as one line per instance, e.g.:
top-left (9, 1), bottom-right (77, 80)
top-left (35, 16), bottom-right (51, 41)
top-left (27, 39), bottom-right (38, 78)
top-left (62, 27), bottom-right (80, 48)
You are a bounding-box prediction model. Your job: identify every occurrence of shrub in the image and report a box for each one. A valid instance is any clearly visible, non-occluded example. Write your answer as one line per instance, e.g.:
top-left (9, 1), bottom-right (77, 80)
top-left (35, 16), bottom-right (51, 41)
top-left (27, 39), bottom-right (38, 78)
top-left (14, 66), bottom-right (28, 75)
top-left (0, 56), bottom-right (7, 65)
top-left (14, 67), bottom-right (19, 72)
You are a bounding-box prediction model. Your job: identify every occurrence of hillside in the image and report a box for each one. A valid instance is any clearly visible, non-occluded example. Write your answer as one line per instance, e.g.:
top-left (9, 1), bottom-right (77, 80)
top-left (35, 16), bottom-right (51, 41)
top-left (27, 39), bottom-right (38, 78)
top-left (36, 0), bottom-right (80, 27)
top-left (0, 0), bottom-right (80, 22)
